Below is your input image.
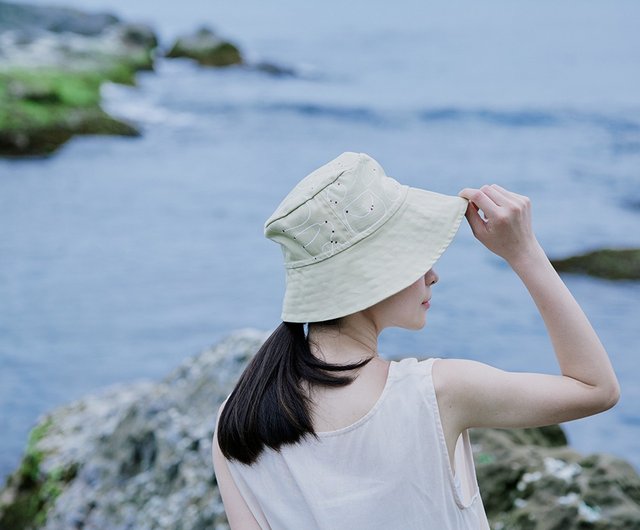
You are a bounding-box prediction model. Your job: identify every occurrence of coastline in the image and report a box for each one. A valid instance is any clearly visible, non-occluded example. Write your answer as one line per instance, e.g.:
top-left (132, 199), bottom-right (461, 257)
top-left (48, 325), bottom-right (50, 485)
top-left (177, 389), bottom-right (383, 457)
top-left (1, 329), bottom-right (639, 529)
top-left (0, 1), bottom-right (159, 157)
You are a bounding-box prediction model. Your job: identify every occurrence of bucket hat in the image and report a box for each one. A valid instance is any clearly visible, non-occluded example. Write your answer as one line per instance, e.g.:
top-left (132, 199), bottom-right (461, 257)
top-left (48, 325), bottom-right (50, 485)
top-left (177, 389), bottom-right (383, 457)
top-left (264, 152), bottom-right (468, 323)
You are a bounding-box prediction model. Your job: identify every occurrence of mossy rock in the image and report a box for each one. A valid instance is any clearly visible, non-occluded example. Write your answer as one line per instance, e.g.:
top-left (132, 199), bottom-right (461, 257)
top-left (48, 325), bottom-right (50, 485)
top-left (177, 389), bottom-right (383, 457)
top-left (470, 426), bottom-right (640, 529)
top-left (166, 27), bottom-right (243, 67)
top-left (551, 248), bottom-right (640, 280)
top-left (0, 417), bottom-right (79, 530)
top-left (0, 114), bottom-right (138, 157)
top-left (0, 0), bottom-right (159, 158)
top-left (0, 67), bottom-right (139, 156)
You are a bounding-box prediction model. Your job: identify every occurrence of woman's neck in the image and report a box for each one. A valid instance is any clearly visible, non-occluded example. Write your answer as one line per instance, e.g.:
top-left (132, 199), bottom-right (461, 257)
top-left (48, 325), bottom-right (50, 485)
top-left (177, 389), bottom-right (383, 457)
top-left (307, 310), bottom-right (381, 364)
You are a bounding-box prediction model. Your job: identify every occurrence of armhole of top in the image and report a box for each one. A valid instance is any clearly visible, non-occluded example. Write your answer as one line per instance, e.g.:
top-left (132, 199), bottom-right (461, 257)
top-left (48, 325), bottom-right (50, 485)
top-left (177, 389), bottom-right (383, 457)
top-left (225, 463), bottom-right (272, 530)
top-left (421, 357), bottom-right (481, 510)
top-left (214, 396), bottom-right (272, 529)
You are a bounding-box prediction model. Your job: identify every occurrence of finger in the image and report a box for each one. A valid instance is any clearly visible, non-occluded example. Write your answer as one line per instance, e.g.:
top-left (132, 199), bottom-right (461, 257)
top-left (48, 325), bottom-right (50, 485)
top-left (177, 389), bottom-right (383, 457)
top-left (490, 183), bottom-right (511, 195)
top-left (480, 185), bottom-right (512, 206)
top-left (458, 187), bottom-right (500, 217)
top-left (491, 184), bottom-right (530, 205)
top-left (483, 184), bottom-right (517, 207)
top-left (463, 202), bottom-right (487, 237)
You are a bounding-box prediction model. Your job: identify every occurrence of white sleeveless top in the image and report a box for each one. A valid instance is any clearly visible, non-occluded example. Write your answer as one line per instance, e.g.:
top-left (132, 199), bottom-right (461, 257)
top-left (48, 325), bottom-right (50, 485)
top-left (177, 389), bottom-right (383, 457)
top-left (225, 357), bottom-right (490, 529)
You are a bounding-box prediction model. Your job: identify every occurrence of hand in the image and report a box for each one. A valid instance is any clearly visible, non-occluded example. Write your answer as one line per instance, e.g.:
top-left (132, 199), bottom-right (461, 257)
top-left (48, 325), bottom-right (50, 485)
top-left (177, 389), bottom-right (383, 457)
top-left (447, 186), bottom-right (619, 439)
top-left (458, 184), bottom-right (539, 264)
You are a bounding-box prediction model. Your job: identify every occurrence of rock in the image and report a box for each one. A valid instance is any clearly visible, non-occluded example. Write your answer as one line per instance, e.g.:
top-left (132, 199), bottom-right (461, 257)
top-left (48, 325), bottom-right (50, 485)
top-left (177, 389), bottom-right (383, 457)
top-left (0, 1), bottom-right (159, 157)
top-left (1, 329), bottom-right (639, 529)
top-left (165, 27), bottom-right (243, 67)
top-left (551, 248), bottom-right (640, 280)
top-left (0, 69), bottom-right (140, 157)
top-left (0, 329), bottom-right (267, 530)
top-left (472, 428), bottom-right (640, 529)
top-left (165, 27), bottom-right (300, 77)
top-left (254, 61), bottom-right (297, 77)
top-left (118, 23), bottom-right (158, 54)
top-left (0, 2), bottom-right (118, 36)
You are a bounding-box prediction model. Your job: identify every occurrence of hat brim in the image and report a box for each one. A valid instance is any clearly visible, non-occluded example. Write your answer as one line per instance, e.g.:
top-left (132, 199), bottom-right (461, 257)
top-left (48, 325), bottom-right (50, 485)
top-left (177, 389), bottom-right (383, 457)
top-left (281, 188), bottom-right (468, 323)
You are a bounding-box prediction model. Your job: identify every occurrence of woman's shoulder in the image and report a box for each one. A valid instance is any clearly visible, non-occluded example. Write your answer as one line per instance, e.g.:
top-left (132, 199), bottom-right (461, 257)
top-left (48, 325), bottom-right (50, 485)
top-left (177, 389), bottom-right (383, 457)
top-left (383, 357), bottom-right (444, 399)
top-left (389, 356), bottom-right (441, 378)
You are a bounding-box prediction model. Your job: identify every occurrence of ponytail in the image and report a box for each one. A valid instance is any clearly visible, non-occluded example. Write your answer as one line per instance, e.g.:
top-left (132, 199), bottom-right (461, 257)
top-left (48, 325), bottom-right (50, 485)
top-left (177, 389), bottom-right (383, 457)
top-left (217, 321), bottom-right (373, 465)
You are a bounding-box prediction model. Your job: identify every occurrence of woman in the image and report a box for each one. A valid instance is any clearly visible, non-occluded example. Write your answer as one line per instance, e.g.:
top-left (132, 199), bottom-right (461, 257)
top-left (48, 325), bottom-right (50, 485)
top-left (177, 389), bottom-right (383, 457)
top-left (212, 152), bottom-right (620, 529)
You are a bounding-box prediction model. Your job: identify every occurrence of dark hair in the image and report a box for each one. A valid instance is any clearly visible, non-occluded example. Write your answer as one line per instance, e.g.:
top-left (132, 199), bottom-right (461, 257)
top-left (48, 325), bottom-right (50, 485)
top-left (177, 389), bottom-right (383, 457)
top-left (217, 320), bottom-right (374, 465)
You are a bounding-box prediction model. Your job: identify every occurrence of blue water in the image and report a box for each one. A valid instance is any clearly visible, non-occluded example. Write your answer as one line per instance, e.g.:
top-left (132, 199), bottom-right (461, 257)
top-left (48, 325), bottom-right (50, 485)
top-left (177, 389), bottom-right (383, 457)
top-left (1, 0), bottom-right (639, 482)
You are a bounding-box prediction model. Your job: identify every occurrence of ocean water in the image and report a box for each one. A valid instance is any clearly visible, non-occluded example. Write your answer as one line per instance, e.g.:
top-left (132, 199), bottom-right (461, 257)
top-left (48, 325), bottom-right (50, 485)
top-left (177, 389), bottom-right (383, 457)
top-left (1, 0), bottom-right (639, 482)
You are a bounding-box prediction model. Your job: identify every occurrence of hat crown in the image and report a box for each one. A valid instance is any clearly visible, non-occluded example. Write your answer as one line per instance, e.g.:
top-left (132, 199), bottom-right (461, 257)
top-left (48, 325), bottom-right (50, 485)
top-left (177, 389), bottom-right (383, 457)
top-left (265, 152), bottom-right (407, 268)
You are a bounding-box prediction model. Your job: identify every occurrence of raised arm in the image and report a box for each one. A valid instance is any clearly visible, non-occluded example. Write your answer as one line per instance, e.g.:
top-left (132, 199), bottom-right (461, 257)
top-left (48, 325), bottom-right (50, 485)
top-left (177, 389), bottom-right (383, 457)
top-left (434, 184), bottom-right (620, 435)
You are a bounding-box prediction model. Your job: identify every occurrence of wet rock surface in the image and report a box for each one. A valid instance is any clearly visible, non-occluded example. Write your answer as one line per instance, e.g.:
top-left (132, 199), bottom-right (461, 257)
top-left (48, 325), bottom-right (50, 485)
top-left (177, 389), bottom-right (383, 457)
top-left (1, 328), bottom-right (638, 529)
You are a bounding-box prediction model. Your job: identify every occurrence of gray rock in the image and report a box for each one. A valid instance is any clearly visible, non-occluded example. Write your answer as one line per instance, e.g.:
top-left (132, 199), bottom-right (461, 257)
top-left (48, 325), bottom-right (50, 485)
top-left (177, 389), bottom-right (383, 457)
top-left (254, 61), bottom-right (297, 77)
top-left (165, 26), bottom-right (243, 67)
top-left (118, 23), bottom-right (158, 52)
top-left (1, 328), bottom-right (638, 529)
top-left (0, 2), bottom-right (157, 72)
top-left (0, 329), bottom-right (266, 530)
top-left (0, 1), bottom-right (118, 36)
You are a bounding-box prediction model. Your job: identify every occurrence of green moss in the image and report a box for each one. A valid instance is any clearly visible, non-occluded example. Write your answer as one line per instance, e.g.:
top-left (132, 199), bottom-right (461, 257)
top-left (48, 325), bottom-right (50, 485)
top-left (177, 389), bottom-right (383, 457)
top-left (475, 452), bottom-right (496, 465)
top-left (121, 48), bottom-right (155, 73)
top-left (18, 419), bottom-right (53, 484)
top-left (0, 417), bottom-right (82, 529)
top-left (0, 69), bottom-right (104, 125)
top-left (102, 61), bottom-right (137, 85)
top-left (199, 42), bottom-right (243, 67)
top-left (551, 249), bottom-right (640, 280)
top-left (0, 462), bottom-right (78, 529)
top-left (0, 67), bottom-right (140, 156)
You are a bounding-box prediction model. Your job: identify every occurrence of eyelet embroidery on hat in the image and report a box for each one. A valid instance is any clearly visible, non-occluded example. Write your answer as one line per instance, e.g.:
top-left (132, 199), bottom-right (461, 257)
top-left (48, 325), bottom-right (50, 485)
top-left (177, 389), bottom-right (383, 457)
top-left (282, 184), bottom-right (409, 268)
top-left (264, 153), bottom-right (409, 269)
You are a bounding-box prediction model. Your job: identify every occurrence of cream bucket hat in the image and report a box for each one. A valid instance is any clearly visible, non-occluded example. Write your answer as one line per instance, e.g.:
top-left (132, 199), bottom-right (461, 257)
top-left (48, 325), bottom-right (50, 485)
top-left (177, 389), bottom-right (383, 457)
top-left (264, 152), bottom-right (468, 323)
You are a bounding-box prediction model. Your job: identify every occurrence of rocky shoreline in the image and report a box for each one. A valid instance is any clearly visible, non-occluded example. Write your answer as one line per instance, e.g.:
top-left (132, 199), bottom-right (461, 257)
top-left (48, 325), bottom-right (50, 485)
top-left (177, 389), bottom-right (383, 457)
top-left (0, 1), bottom-right (298, 158)
top-left (1, 329), bottom-right (639, 530)
top-left (0, 1), bottom-right (158, 157)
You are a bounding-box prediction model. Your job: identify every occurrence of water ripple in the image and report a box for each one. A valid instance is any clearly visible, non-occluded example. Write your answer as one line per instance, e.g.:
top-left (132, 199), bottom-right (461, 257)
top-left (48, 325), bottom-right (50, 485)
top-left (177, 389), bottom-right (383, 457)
top-left (420, 107), bottom-right (559, 127)
top-left (256, 101), bottom-right (385, 124)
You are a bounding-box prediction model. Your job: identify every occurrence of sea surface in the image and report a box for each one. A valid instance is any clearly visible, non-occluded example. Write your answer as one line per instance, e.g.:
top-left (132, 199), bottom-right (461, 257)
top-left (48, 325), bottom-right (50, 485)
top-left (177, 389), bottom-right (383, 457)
top-left (1, 0), bottom-right (639, 481)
